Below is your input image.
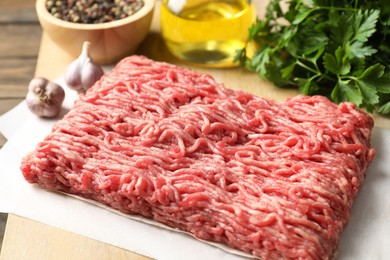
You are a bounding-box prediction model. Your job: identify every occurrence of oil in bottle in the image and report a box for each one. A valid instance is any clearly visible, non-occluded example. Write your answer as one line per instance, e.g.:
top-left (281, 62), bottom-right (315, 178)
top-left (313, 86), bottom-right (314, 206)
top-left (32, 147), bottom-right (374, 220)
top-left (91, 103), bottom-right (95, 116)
top-left (160, 0), bottom-right (256, 68)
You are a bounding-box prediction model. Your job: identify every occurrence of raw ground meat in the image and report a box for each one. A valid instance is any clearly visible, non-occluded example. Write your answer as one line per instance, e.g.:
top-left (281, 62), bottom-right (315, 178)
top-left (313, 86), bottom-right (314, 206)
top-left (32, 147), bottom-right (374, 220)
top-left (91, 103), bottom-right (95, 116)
top-left (21, 55), bottom-right (375, 259)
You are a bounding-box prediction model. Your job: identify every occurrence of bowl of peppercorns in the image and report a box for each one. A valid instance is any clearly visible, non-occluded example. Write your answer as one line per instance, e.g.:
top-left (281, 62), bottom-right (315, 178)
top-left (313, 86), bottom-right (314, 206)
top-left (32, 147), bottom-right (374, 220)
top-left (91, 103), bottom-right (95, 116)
top-left (36, 0), bottom-right (155, 65)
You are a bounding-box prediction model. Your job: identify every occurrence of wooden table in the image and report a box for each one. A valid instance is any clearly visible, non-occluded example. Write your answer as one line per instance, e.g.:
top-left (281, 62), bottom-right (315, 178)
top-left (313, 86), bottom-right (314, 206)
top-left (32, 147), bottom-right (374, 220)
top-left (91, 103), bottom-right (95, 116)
top-left (1, 1), bottom-right (390, 259)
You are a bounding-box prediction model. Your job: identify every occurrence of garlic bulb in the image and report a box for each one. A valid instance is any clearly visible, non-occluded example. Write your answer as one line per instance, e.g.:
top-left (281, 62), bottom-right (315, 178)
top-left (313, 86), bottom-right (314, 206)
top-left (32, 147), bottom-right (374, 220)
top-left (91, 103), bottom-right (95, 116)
top-left (64, 41), bottom-right (104, 92)
top-left (26, 77), bottom-right (65, 118)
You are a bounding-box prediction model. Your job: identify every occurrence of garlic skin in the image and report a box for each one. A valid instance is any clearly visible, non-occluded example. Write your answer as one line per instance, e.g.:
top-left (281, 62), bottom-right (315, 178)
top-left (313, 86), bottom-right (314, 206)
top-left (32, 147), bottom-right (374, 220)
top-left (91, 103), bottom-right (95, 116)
top-left (64, 41), bottom-right (104, 93)
top-left (26, 77), bottom-right (65, 118)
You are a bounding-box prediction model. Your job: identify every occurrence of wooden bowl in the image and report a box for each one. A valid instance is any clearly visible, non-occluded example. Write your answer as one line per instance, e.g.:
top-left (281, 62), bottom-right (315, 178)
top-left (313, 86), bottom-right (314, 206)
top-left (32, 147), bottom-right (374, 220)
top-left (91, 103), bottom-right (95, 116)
top-left (36, 0), bottom-right (155, 65)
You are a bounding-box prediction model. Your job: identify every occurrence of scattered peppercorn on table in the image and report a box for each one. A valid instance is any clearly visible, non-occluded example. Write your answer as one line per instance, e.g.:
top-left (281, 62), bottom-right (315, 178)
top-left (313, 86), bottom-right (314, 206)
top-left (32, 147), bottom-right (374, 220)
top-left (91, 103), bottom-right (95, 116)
top-left (1, 1), bottom-right (390, 260)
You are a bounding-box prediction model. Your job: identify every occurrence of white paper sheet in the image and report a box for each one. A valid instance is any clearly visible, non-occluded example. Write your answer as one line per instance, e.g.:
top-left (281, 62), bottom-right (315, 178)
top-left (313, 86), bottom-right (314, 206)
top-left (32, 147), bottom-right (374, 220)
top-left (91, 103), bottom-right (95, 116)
top-left (0, 101), bottom-right (28, 140)
top-left (1, 78), bottom-right (390, 259)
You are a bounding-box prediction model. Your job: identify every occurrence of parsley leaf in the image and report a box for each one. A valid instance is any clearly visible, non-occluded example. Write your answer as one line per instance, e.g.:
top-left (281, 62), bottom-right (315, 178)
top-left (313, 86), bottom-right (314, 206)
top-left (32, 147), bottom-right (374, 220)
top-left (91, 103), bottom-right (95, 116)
top-left (323, 43), bottom-right (351, 76)
top-left (237, 0), bottom-right (390, 115)
top-left (353, 10), bottom-right (379, 43)
top-left (378, 101), bottom-right (390, 115)
top-left (331, 79), bottom-right (363, 105)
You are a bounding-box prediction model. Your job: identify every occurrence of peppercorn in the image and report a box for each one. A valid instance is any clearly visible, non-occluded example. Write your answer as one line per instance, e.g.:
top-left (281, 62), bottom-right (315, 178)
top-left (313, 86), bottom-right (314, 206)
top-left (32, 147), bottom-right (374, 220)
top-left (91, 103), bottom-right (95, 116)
top-left (46, 0), bottom-right (144, 24)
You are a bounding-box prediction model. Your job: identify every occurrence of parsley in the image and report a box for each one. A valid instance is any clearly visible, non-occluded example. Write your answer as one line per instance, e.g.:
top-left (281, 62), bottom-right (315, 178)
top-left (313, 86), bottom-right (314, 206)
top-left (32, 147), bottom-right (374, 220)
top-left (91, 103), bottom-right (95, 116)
top-left (236, 0), bottom-right (390, 115)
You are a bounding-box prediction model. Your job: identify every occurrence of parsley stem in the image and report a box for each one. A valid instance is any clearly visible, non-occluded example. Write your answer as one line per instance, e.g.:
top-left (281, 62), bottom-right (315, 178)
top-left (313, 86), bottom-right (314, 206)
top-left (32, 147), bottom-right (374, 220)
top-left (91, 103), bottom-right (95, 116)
top-left (296, 59), bottom-right (335, 82)
top-left (340, 75), bottom-right (357, 81)
top-left (317, 6), bottom-right (358, 12)
top-left (296, 60), bottom-right (318, 75)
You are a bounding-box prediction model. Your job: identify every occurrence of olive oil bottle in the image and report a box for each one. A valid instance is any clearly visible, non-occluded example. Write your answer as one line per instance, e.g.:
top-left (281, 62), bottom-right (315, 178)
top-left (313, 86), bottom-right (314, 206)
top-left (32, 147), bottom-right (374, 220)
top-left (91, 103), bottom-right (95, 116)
top-left (160, 0), bottom-right (256, 68)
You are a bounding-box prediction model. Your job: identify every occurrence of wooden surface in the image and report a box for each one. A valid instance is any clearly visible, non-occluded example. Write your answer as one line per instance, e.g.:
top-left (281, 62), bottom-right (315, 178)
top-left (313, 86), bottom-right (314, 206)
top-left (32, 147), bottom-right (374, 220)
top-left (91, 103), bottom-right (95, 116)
top-left (1, 215), bottom-right (150, 260)
top-left (1, 1), bottom-right (390, 259)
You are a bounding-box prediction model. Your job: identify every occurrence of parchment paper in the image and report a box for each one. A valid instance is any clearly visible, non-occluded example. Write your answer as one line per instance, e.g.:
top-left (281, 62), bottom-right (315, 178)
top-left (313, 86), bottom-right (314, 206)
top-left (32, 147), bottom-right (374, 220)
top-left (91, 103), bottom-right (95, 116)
top-left (0, 78), bottom-right (389, 259)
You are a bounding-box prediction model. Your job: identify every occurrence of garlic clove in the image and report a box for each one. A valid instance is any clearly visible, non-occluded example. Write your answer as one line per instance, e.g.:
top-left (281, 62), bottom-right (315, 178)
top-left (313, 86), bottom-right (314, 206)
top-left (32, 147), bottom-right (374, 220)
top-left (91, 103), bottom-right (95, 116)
top-left (26, 77), bottom-right (65, 118)
top-left (64, 59), bottom-right (83, 91)
top-left (64, 41), bottom-right (104, 93)
top-left (81, 59), bottom-right (104, 92)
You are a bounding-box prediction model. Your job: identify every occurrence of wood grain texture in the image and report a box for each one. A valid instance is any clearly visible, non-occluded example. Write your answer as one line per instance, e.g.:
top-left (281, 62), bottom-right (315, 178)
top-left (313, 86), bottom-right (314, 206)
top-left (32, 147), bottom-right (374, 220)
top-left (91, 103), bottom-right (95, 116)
top-left (0, 58), bottom-right (37, 98)
top-left (0, 24), bottom-right (41, 58)
top-left (1, 215), bottom-right (152, 260)
top-left (0, 0), bottom-right (37, 23)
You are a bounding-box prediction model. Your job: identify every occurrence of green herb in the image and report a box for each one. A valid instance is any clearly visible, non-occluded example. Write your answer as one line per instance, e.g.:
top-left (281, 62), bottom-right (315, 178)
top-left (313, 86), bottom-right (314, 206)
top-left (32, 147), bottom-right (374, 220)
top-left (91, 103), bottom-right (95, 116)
top-left (236, 0), bottom-right (390, 115)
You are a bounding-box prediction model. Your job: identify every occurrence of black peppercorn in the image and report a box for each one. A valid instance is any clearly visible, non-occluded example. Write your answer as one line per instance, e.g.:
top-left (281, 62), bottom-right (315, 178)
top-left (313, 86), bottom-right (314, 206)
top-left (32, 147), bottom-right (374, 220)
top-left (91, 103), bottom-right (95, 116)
top-left (46, 0), bottom-right (144, 24)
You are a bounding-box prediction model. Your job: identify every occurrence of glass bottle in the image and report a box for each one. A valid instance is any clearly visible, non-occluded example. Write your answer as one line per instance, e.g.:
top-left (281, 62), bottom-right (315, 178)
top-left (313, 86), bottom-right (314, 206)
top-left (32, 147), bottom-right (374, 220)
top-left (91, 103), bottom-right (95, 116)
top-left (160, 0), bottom-right (256, 68)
